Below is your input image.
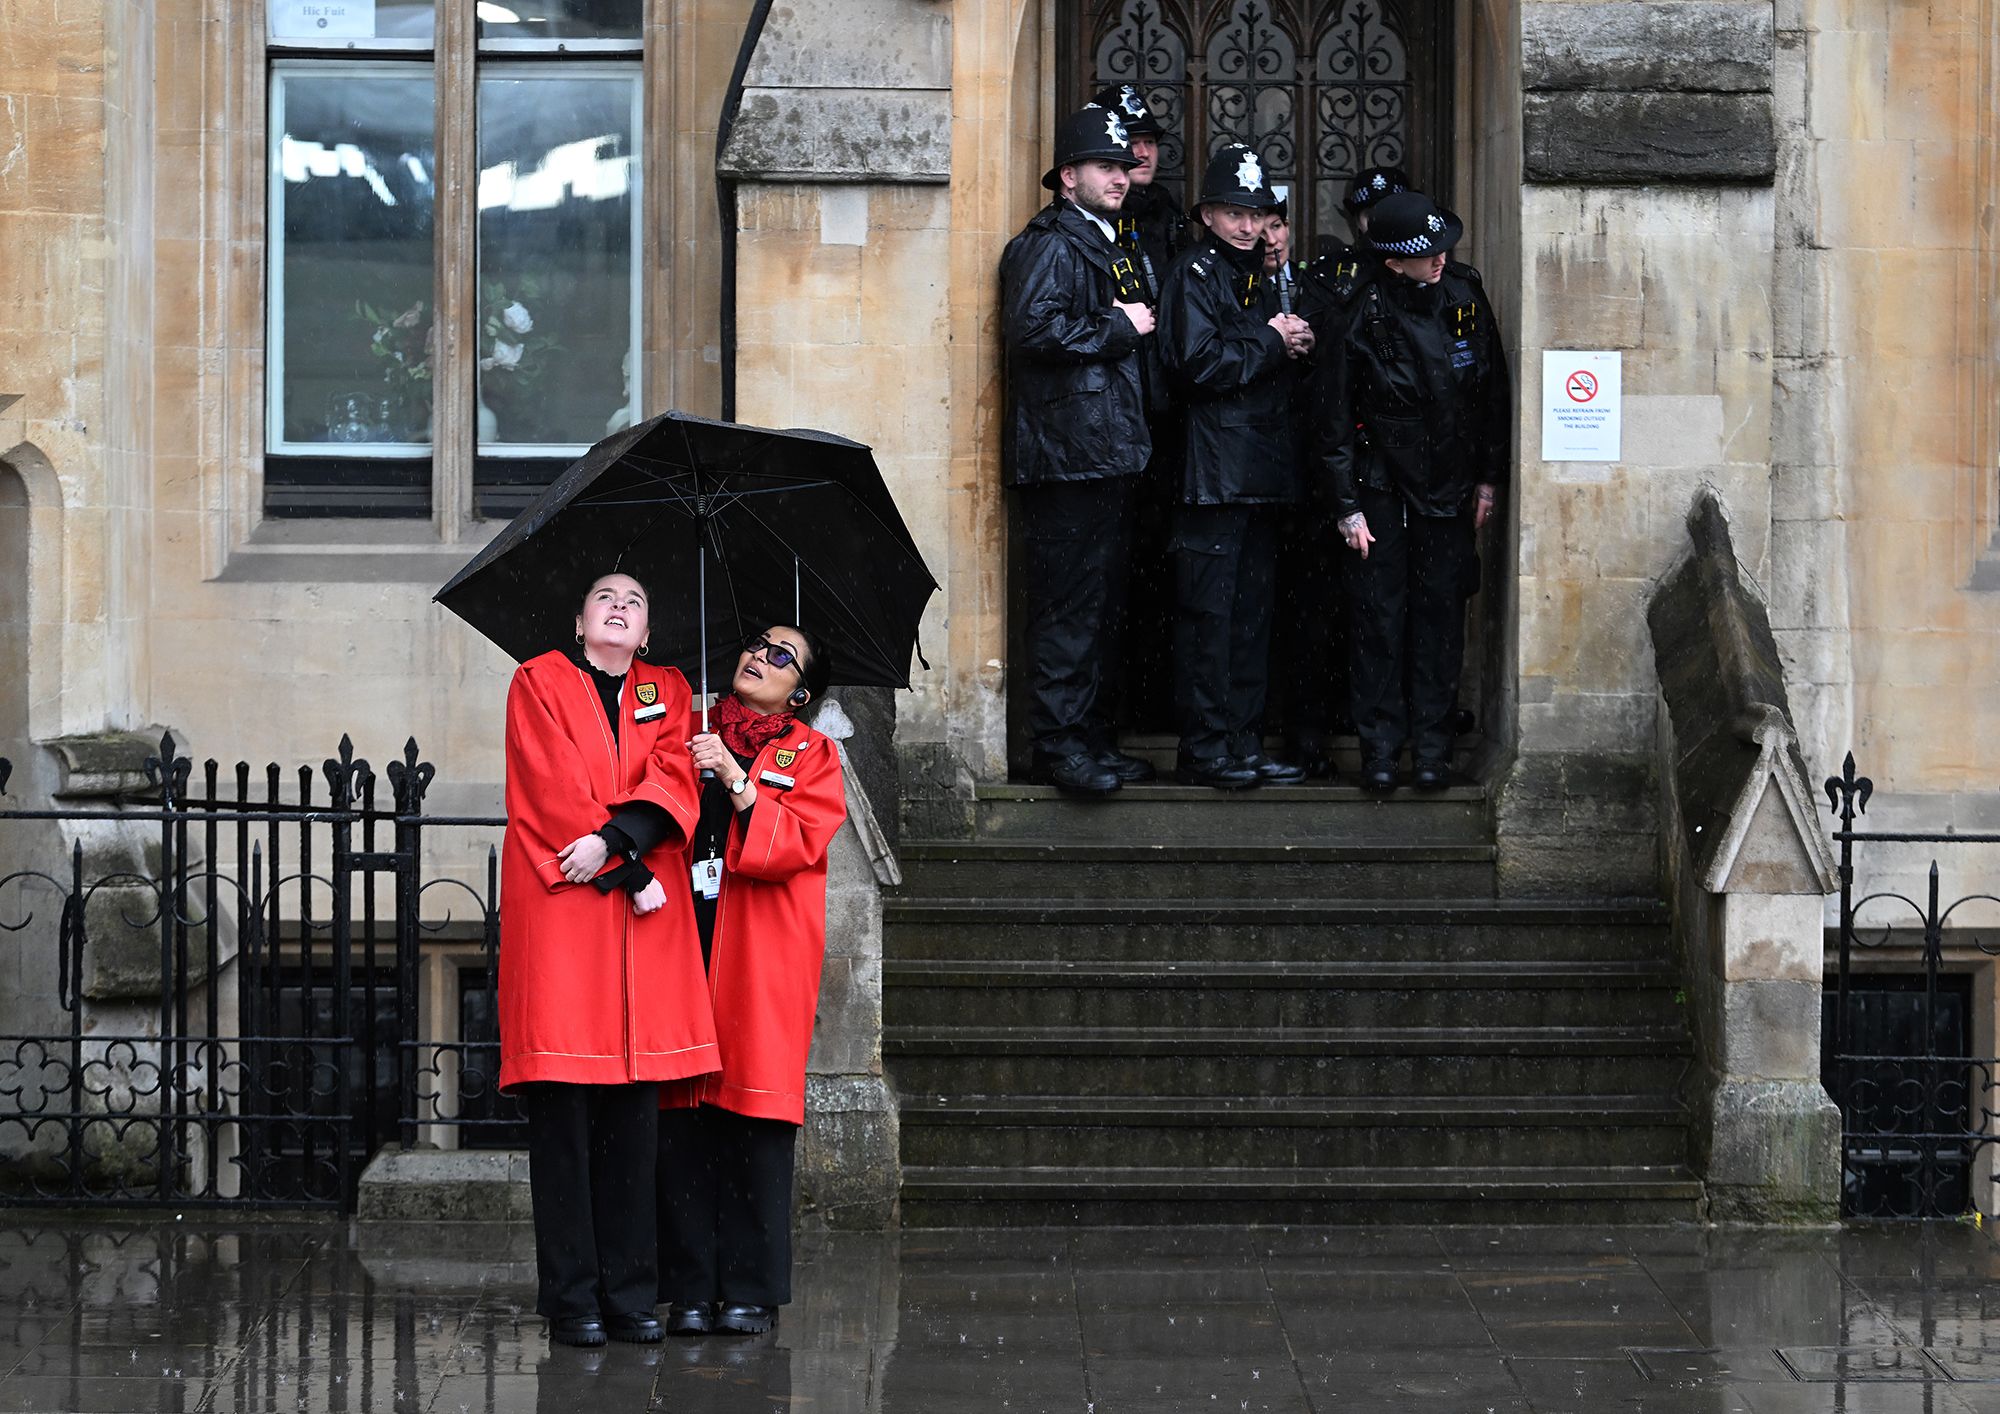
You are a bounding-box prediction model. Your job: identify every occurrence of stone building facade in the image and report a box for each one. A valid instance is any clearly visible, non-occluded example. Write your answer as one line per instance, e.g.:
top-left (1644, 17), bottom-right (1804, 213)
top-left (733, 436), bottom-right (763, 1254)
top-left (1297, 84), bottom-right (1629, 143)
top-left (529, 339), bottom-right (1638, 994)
top-left (1, 0), bottom-right (1996, 1212)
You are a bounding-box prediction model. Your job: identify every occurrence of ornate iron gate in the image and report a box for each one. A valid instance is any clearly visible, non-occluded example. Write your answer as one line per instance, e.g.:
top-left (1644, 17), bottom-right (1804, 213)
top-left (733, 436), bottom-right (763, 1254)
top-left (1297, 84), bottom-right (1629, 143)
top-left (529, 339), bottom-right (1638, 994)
top-left (0, 735), bottom-right (514, 1210)
top-left (1825, 755), bottom-right (2000, 1219)
top-left (1063, 0), bottom-right (1452, 258)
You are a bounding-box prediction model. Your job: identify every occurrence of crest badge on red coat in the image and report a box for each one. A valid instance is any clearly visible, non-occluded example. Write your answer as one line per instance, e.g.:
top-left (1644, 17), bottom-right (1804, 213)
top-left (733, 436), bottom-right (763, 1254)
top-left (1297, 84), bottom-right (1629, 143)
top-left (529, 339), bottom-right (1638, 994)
top-left (634, 682), bottom-right (658, 706)
top-left (774, 748), bottom-right (797, 769)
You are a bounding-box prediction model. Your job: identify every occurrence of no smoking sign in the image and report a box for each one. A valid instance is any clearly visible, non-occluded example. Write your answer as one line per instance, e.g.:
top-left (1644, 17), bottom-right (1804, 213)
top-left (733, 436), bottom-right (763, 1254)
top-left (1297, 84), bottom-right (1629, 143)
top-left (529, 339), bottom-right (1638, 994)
top-left (1541, 351), bottom-right (1621, 461)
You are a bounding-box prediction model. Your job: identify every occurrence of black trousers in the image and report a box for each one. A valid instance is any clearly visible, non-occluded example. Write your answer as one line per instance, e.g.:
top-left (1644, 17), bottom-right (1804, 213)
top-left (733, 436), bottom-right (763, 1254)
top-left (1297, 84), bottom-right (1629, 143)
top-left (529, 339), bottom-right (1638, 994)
top-left (1343, 488), bottom-right (1473, 763)
top-left (1172, 503), bottom-right (1279, 761)
top-left (656, 1103), bottom-right (800, 1307)
top-left (520, 1080), bottom-right (660, 1321)
top-left (1019, 478), bottom-right (1137, 759)
top-left (1274, 494), bottom-right (1351, 755)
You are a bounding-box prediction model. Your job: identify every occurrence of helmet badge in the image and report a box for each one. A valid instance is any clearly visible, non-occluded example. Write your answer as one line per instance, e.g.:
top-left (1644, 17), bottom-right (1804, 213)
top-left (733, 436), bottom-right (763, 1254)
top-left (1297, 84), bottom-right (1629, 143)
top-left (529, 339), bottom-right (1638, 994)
top-left (1105, 112), bottom-right (1131, 148)
top-left (1235, 149), bottom-right (1264, 191)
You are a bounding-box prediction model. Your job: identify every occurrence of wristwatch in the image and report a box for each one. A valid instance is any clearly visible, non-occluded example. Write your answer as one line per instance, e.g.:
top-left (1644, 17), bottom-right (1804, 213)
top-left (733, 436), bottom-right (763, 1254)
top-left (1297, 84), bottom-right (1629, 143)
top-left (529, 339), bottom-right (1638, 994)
top-left (728, 773), bottom-right (749, 796)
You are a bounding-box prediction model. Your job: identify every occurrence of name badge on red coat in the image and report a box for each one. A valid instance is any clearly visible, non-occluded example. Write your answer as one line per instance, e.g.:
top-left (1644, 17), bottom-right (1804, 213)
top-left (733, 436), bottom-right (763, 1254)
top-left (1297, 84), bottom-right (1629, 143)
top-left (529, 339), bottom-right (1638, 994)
top-left (759, 770), bottom-right (795, 791)
top-left (633, 703), bottom-right (666, 723)
top-left (691, 856), bottom-right (721, 900)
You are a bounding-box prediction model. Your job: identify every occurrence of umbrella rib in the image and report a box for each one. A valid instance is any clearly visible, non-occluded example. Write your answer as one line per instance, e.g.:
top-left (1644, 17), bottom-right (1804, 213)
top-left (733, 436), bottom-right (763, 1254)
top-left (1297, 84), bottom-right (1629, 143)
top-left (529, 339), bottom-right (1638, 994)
top-left (723, 494), bottom-right (907, 675)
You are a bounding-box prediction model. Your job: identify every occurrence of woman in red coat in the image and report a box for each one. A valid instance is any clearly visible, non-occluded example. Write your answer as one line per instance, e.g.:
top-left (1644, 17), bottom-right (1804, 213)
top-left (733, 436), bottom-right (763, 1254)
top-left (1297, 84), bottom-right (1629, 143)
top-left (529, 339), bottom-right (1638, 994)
top-left (500, 572), bottom-right (716, 1349)
top-left (655, 625), bottom-right (848, 1336)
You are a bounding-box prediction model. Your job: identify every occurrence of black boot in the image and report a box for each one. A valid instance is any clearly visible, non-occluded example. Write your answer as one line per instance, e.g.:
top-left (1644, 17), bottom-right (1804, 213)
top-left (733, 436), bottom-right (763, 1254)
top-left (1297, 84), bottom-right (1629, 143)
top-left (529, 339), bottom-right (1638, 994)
top-left (1031, 751), bottom-right (1121, 796)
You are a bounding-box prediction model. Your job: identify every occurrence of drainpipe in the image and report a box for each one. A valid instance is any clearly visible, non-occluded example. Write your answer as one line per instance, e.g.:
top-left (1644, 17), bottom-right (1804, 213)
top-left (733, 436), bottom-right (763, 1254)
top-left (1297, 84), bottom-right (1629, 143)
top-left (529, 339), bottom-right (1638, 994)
top-left (716, 0), bottom-right (775, 423)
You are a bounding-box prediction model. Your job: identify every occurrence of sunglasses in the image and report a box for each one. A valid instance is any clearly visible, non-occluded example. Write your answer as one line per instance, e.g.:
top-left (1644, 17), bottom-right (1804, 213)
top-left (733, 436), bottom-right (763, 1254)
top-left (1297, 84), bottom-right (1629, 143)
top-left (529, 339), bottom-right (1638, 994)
top-left (741, 635), bottom-right (804, 674)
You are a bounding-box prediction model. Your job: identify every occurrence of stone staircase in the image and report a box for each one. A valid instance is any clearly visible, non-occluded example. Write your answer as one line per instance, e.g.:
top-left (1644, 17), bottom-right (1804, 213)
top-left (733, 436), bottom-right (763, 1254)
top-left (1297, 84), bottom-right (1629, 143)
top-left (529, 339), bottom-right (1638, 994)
top-left (883, 780), bottom-right (1703, 1224)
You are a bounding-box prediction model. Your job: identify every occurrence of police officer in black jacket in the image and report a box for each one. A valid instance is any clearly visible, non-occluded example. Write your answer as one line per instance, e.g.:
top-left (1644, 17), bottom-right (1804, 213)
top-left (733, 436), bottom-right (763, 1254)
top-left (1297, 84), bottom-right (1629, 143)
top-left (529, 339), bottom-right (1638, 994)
top-left (1001, 105), bottom-right (1159, 796)
top-left (1310, 191), bottom-right (1510, 792)
top-left (1157, 143), bottom-right (1315, 790)
top-left (1089, 84), bottom-right (1183, 312)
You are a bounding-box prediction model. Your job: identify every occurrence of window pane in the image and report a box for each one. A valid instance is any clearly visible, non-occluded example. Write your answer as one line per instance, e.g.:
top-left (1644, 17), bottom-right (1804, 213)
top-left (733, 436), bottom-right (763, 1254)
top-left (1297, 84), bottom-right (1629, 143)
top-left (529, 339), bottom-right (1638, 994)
top-left (476, 68), bottom-right (640, 454)
top-left (269, 1), bottom-right (435, 46)
top-left (270, 67), bottom-right (437, 454)
top-left (476, 0), bottom-right (641, 43)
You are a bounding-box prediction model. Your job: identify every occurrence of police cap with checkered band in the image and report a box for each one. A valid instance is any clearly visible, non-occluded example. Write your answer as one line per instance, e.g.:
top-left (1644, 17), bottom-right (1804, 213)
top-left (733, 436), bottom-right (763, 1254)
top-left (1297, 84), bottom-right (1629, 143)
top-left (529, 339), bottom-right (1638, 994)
top-left (1191, 142), bottom-right (1283, 215)
top-left (1342, 165), bottom-right (1412, 217)
top-left (1364, 190), bottom-right (1463, 258)
top-left (1042, 105), bottom-right (1143, 191)
top-left (1088, 83), bottom-right (1164, 138)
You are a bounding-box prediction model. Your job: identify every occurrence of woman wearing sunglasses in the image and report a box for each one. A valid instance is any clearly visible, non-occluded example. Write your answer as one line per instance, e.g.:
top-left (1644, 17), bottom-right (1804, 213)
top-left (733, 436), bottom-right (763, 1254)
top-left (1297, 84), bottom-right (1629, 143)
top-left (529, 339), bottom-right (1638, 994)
top-left (656, 625), bottom-right (847, 1336)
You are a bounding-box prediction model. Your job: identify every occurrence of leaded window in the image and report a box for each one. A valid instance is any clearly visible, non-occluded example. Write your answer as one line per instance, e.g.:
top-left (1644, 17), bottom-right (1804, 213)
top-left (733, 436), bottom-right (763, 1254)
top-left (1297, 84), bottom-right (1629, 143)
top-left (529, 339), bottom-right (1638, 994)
top-left (1068, 0), bottom-right (1448, 259)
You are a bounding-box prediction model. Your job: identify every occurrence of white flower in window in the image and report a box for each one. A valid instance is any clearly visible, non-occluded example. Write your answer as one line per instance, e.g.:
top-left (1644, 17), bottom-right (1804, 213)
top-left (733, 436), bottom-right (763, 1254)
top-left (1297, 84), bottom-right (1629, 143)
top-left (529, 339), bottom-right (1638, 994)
top-left (501, 301), bottom-right (534, 335)
top-left (483, 340), bottom-right (525, 372)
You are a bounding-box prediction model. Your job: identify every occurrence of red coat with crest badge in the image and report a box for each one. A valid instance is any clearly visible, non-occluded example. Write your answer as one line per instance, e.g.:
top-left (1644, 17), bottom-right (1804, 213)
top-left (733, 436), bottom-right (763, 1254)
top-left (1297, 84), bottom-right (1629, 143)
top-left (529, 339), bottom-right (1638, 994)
top-left (498, 651), bottom-right (719, 1090)
top-left (662, 711), bottom-right (848, 1125)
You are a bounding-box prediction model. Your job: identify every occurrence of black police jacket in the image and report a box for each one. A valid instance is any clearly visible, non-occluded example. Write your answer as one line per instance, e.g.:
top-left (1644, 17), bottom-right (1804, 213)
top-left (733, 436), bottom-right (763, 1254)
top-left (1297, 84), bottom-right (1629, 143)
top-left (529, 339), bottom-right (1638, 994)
top-left (1112, 181), bottom-right (1185, 418)
top-left (1000, 201), bottom-right (1153, 487)
top-left (1310, 260), bottom-right (1510, 520)
top-left (1157, 236), bottom-right (1298, 505)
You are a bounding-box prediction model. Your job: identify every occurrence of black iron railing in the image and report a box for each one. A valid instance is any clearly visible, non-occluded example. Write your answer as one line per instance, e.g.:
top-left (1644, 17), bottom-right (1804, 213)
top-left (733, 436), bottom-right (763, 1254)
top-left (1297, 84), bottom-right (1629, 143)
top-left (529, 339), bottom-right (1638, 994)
top-left (1825, 753), bottom-right (2000, 1220)
top-left (0, 734), bottom-right (514, 1210)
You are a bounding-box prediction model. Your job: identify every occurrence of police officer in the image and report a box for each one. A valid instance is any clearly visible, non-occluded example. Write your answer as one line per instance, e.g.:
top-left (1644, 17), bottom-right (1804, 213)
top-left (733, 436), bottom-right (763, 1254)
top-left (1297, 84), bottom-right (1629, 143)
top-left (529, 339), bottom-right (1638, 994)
top-left (1310, 191), bottom-right (1509, 792)
top-left (1089, 83), bottom-right (1183, 732)
top-left (1000, 105), bottom-right (1158, 795)
top-left (1158, 143), bottom-right (1314, 789)
top-left (1088, 84), bottom-right (1183, 306)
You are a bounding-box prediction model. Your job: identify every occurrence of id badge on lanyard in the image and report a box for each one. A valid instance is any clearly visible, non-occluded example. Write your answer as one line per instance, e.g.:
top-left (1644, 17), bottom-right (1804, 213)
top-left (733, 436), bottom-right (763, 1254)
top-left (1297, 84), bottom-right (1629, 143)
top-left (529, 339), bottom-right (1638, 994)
top-left (691, 857), bottom-right (721, 901)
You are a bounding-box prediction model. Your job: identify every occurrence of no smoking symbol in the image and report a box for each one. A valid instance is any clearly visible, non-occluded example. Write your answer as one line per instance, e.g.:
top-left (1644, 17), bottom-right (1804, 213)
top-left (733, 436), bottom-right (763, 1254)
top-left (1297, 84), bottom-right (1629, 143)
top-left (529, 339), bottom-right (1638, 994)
top-left (1565, 370), bottom-right (1599, 403)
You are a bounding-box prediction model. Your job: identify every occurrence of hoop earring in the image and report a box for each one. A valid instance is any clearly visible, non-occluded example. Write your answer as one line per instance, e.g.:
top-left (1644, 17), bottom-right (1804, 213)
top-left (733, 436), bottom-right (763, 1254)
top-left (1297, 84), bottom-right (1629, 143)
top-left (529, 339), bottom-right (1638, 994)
top-left (637, 643), bottom-right (650, 657)
top-left (574, 632), bottom-right (584, 646)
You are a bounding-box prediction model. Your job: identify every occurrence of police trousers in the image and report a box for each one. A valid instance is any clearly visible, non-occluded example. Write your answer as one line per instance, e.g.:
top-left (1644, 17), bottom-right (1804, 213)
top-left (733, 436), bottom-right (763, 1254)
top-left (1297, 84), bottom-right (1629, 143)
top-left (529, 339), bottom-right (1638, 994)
top-left (1018, 479), bottom-right (1137, 760)
top-left (1172, 503), bottom-right (1279, 761)
top-left (520, 1081), bottom-right (660, 1321)
top-left (656, 1103), bottom-right (800, 1308)
top-left (1343, 488), bottom-right (1473, 763)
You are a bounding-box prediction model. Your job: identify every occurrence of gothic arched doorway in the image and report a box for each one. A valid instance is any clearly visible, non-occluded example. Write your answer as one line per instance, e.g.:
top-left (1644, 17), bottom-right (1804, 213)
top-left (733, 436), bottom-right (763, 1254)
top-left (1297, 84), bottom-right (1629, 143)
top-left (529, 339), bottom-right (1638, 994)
top-left (1062, 0), bottom-right (1453, 258)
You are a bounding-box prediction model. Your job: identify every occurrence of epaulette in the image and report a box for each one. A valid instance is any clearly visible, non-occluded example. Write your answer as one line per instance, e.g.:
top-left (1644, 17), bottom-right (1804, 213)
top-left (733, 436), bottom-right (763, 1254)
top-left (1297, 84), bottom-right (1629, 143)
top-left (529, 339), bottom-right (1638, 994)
top-left (1446, 258), bottom-right (1484, 285)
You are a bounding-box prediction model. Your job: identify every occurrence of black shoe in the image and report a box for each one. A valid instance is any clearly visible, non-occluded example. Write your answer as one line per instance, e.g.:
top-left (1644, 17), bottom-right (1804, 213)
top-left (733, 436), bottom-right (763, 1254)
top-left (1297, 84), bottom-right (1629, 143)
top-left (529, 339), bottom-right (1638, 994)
top-left (1175, 755), bottom-right (1261, 790)
top-left (1093, 749), bottom-right (1157, 783)
top-left (549, 1316), bottom-right (608, 1348)
top-left (663, 1302), bottom-right (713, 1335)
top-left (714, 1303), bottom-right (778, 1334)
top-left (604, 1312), bottom-right (664, 1344)
top-left (1411, 758), bottom-right (1450, 791)
top-left (1360, 758), bottom-right (1398, 793)
top-left (1030, 751), bottom-right (1121, 796)
top-left (1238, 753), bottom-right (1307, 786)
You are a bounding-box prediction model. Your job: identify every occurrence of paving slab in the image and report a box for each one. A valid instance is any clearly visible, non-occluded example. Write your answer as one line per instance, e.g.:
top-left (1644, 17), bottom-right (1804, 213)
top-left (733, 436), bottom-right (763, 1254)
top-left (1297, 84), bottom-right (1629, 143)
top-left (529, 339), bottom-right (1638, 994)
top-left (0, 1217), bottom-right (1993, 1411)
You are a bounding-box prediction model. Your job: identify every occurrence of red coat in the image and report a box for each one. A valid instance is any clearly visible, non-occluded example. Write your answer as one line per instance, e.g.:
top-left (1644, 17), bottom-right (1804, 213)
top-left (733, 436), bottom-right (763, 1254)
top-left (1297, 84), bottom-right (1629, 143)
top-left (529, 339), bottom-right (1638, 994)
top-left (498, 651), bottom-right (718, 1090)
top-left (662, 711), bottom-right (848, 1125)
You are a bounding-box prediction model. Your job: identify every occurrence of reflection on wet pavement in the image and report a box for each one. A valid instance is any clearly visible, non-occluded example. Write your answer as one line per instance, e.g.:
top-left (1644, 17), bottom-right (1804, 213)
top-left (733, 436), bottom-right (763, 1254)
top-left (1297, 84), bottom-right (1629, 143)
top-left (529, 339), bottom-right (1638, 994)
top-left (0, 1217), bottom-right (1995, 1411)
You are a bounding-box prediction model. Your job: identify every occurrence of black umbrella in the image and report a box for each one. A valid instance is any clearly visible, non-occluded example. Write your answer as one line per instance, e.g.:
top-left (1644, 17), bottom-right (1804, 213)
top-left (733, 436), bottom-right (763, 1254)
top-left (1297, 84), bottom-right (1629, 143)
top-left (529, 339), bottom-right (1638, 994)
top-left (435, 410), bottom-right (937, 713)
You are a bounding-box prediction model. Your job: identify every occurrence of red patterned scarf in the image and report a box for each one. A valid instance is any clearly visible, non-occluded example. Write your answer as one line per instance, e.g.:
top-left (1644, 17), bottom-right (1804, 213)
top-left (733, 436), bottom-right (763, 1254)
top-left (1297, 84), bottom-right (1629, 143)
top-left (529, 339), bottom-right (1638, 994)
top-left (709, 693), bottom-right (793, 759)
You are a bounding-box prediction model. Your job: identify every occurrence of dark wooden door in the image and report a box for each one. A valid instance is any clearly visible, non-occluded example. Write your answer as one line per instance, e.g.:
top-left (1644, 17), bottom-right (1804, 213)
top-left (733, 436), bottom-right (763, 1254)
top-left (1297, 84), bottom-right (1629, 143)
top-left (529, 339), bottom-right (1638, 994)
top-left (1062, 0), bottom-right (1452, 258)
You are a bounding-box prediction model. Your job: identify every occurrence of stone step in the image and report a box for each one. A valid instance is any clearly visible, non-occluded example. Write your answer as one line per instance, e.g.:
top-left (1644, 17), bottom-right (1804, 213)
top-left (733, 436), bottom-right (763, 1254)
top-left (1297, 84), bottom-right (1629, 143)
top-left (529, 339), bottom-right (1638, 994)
top-left (897, 1163), bottom-right (1707, 1227)
top-left (885, 1025), bottom-right (1691, 1098)
top-left (882, 959), bottom-right (1684, 1030)
top-left (883, 897), bottom-right (1671, 963)
top-left (969, 780), bottom-right (1490, 844)
top-left (898, 1094), bottom-right (1692, 1169)
top-left (895, 841), bottom-right (1497, 900)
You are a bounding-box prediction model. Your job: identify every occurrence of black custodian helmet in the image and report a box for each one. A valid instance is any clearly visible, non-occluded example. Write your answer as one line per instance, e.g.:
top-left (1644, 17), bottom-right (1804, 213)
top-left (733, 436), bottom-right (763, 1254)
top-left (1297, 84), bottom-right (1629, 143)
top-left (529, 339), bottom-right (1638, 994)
top-left (1342, 164), bottom-right (1413, 217)
top-left (1042, 105), bottom-right (1142, 191)
top-left (1089, 83), bottom-right (1164, 138)
top-left (1191, 142), bottom-right (1282, 215)
top-left (1365, 190), bottom-right (1464, 257)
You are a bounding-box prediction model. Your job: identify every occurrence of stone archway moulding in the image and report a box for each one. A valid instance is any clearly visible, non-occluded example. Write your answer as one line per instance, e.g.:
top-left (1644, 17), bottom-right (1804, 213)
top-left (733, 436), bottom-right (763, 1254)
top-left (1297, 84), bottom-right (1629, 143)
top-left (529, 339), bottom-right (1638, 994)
top-left (0, 440), bottom-right (67, 748)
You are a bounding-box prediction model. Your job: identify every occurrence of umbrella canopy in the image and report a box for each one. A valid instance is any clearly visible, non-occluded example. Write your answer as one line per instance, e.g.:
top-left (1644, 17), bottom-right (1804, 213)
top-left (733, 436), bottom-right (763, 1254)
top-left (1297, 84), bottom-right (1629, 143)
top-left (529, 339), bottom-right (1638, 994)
top-left (436, 410), bottom-right (937, 689)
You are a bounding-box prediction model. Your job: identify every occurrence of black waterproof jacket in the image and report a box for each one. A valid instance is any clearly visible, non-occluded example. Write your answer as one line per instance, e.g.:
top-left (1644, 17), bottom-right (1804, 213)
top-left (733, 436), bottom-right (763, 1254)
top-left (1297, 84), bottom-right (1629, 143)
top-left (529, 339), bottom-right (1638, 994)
top-left (1157, 236), bottom-right (1298, 505)
top-left (1309, 260), bottom-right (1510, 520)
top-left (1000, 201), bottom-right (1152, 487)
top-left (1113, 181), bottom-right (1184, 417)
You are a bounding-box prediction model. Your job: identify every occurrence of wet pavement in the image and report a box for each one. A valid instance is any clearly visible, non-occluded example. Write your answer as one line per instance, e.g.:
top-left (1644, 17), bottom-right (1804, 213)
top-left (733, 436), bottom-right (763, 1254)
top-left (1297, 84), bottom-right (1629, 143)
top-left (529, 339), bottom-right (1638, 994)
top-left (0, 1217), bottom-right (1996, 1412)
